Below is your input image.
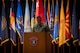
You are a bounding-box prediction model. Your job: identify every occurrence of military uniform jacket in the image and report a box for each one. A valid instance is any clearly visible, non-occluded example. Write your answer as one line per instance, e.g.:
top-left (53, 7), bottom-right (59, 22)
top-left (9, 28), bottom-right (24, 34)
top-left (33, 22), bottom-right (50, 32)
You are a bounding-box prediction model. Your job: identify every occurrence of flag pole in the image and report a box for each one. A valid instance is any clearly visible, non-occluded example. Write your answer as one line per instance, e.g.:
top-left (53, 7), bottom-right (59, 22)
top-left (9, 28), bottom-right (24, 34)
top-left (69, 46), bottom-right (71, 53)
top-left (55, 40), bottom-right (59, 53)
top-left (76, 45), bottom-right (77, 53)
top-left (63, 45), bottom-right (64, 53)
top-left (18, 36), bottom-right (20, 53)
top-left (11, 42), bottom-right (13, 53)
top-left (4, 43), bottom-right (6, 53)
top-left (57, 44), bottom-right (59, 53)
top-left (53, 43), bottom-right (55, 53)
top-left (61, 45), bottom-right (63, 53)
top-left (2, 0), bottom-right (6, 53)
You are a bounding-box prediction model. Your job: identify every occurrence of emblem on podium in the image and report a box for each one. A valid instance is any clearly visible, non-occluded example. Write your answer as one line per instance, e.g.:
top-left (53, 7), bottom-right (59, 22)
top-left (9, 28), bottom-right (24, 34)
top-left (29, 36), bottom-right (38, 46)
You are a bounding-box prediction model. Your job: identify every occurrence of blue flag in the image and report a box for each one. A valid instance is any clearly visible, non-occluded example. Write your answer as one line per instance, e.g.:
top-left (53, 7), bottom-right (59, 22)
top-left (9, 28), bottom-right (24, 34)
top-left (72, 1), bottom-right (79, 44)
top-left (1, 2), bottom-right (9, 45)
top-left (31, 0), bottom-right (35, 29)
top-left (50, 1), bottom-right (54, 33)
top-left (10, 2), bottom-right (16, 46)
top-left (52, 1), bottom-right (59, 43)
top-left (16, 1), bottom-right (24, 44)
top-left (44, 0), bottom-right (48, 25)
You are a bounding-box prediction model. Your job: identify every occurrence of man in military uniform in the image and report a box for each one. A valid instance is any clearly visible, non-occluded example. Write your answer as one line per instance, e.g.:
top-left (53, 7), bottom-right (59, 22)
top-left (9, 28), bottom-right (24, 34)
top-left (33, 16), bottom-right (50, 32)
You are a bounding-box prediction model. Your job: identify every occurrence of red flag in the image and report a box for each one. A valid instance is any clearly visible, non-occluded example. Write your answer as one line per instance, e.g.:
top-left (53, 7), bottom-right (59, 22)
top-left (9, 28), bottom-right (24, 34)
top-left (35, 0), bottom-right (46, 23)
top-left (65, 0), bottom-right (71, 41)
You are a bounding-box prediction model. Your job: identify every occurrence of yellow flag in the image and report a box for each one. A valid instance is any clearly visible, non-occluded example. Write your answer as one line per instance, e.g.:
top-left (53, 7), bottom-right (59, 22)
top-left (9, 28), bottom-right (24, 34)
top-left (59, 0), bottom-right (66, 47)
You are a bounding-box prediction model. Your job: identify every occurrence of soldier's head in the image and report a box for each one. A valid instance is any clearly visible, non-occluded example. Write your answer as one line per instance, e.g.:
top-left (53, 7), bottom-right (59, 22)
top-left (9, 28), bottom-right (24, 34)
top-left (37, 16), bottom-right (42, 24)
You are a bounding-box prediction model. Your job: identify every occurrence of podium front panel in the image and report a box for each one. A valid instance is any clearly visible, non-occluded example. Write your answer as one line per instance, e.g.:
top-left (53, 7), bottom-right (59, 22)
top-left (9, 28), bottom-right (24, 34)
top-left (23, 32), bottom-right (47, 53)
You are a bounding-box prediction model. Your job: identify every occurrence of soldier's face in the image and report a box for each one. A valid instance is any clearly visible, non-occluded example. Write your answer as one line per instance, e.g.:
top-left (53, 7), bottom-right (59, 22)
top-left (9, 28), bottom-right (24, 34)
top-left (37, 17), bottom-right (41, 24)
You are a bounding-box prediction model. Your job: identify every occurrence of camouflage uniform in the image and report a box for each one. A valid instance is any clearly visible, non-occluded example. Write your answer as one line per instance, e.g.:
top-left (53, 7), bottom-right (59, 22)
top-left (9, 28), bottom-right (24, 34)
top-left (33, 22), bottom-right (50, 32)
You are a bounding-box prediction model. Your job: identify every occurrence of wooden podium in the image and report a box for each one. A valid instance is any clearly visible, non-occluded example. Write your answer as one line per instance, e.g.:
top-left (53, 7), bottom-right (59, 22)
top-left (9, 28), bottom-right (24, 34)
top-left (23, 32), bottom-right (52, 53)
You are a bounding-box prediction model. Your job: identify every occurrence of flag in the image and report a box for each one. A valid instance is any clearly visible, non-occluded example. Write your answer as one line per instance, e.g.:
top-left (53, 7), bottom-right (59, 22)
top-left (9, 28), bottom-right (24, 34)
top-left (52, 0), bottom-right (54, 14)
top-left (72, 1), bottom-right (79, 44)
top-left (35, 0), bottom-right (46, 23)
top-left (44, 0), bottom-right (48, 25)
top-left (1, 2), bottom-right (9, 45)
top-left (59, 0), bottom-right (66, 47)
top-left (50, 0), bottom-right (54, 30)
top-left (50, 0), bottom-right (54, 31)
top-left (79, 20), bottom-right (80, 45)
top-left (79, 19), bottom-right (80, 37)
top-left (24, 0), bottom-right (31, 32)
top-left (79, 19), bottom-right (80, 36)
top-left (47, 0), bottom-right (50, 28)
top-left (0, 16), bottom-right (2, 44)
top-left (31, 0), bottom-right (35, 29)
top-left (65, 0), bottom-right (71, 43)
top-left (52, 0), bottom-right (59, 43)
top-left (16, 1), bottom-right (24, 44)
top-left (10, 1), bottom-right (16, 46)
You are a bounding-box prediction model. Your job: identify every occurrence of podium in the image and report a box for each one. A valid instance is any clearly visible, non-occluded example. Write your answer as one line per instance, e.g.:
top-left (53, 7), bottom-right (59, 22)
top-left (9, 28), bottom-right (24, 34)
top-left (23, 32), bottom-right (52, 53)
